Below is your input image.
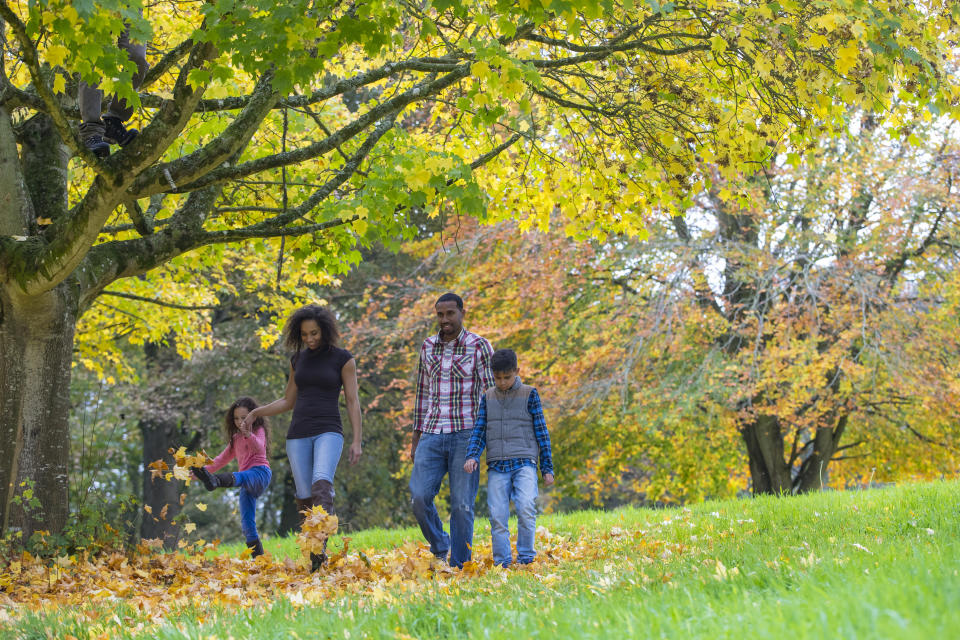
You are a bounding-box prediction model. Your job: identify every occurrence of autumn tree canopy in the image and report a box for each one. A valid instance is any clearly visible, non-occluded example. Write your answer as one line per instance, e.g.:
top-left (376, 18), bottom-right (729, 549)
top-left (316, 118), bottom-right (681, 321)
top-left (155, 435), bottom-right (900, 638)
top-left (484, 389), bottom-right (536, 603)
top-left (343, 115), bottom-right (960, 504)
top-left (0, 0), bottom-right (957, 535)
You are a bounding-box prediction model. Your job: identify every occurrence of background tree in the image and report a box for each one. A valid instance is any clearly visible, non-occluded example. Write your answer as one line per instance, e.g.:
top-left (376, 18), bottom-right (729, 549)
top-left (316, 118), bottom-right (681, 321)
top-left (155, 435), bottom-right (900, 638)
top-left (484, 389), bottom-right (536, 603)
top-left (344, 114), bottom-right (960, 503)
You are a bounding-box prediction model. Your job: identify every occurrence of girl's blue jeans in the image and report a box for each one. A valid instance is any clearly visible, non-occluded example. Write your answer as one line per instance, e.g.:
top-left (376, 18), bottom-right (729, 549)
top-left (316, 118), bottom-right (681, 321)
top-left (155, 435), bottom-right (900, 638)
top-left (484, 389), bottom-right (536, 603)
top-left (286, 432), bottom-right (344, 499)
top-left (232, 465), bottom-right (272, 543)
top-left (487, 465), bottom-right (539, 567)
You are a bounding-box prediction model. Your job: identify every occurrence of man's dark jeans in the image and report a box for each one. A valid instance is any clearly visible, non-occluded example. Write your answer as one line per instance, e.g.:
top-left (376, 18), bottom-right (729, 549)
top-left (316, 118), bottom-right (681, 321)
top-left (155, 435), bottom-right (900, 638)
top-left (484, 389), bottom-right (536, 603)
top-left (409, 430), bottom-right (479, 568)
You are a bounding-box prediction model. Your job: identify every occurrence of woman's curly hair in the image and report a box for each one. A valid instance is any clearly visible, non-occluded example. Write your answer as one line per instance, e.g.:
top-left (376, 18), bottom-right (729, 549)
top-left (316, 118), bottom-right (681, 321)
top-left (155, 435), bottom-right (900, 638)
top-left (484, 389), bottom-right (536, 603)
top-left (282, 304), bottom-right (340, 353)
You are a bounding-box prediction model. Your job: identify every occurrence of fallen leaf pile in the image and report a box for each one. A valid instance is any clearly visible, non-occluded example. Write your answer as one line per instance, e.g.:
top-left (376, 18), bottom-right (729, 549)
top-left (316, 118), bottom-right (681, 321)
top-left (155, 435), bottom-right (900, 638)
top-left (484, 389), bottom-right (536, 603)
top-left (0, 520), bottom-right (691, 632)
top-left (297, 506), bottom-right (339, 559)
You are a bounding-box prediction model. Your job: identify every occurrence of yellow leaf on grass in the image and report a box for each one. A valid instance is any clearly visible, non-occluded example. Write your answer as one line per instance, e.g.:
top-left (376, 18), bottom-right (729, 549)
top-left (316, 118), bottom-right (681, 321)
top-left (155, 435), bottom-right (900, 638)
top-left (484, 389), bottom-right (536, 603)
top-left (196, 503), bottom-right (207, 512)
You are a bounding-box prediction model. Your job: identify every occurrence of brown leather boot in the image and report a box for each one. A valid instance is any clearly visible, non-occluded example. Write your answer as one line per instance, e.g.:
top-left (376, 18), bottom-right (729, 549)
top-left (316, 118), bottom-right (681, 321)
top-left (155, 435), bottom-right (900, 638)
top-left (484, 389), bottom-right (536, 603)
top-left (310, 479), bottom-right (335, 515)
top-left (294, 497), bottom-right (312, 532)
top-left (309, 479), bottom-right (335, 572)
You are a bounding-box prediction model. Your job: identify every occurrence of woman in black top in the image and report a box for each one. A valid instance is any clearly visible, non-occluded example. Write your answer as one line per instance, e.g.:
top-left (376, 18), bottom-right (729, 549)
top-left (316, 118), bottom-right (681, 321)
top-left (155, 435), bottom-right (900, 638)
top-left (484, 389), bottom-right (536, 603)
top-left (242, 304), bottom-right (362, 569)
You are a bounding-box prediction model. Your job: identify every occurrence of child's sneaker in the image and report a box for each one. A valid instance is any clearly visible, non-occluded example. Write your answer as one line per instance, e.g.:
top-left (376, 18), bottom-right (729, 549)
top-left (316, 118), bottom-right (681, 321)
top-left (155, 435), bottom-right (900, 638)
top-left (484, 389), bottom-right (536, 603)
top-left (246, 539), bottom-right (264, 558)
top-left (83, 134), bottom-right (110, 159)
top-left (191, 466), bottom-right (218, 491)
top-left (103, 116), bottom-right (138, 147)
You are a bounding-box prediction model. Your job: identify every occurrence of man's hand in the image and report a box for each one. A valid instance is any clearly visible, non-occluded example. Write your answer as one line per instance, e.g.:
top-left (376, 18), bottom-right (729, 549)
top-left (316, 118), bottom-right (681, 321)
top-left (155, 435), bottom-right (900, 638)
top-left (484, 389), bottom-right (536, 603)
top-left (410, 430), bottom-right (421, 465)
top-left (543, 472), bottom-right (554, 486)
top-left (463, 458), bottom-right (478, 474)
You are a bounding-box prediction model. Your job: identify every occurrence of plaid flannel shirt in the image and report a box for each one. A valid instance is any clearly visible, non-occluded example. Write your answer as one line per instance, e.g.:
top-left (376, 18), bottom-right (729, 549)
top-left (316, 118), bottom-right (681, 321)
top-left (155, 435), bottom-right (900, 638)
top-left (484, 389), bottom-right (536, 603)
top-left (413, 328), bottom-right (494, 434)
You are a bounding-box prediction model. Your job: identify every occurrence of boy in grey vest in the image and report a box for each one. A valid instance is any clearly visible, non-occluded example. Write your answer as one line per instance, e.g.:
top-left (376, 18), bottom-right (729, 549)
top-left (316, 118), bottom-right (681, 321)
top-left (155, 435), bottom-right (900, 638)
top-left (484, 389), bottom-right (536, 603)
top-left (464, 349), bottom-right (554, 567)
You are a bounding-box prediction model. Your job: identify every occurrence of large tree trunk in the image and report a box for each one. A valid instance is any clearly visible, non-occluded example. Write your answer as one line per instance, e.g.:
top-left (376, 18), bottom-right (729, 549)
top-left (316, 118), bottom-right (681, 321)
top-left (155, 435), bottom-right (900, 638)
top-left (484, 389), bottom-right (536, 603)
top-left (0, 112), bottom-right (75, 535)
top-left (741, 414), bottom-right (792, 495)
top-left (0, 286), bottom-right (78, 535)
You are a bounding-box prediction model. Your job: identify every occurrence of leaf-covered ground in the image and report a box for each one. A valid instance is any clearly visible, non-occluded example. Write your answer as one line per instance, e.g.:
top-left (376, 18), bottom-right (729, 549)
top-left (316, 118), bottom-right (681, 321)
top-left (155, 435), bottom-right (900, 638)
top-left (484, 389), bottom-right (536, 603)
top-left (2, 480), bottom-right (958, 639)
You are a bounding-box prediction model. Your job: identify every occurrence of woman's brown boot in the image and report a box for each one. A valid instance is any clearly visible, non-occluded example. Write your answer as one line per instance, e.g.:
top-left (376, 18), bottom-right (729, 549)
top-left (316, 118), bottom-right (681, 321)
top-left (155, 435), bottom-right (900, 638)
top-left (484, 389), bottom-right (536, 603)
top-left (309, 479), bottom-right (335, 571)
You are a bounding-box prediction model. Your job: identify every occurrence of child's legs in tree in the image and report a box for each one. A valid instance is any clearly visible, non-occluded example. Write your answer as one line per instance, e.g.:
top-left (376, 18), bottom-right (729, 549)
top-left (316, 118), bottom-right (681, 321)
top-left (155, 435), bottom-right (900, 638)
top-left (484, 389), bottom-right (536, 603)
top-left (486, 469), bottom-right (514, 567)
top-left (511, 466), bottom-right (539, 563)
top-left (234, 466), bottom-right (271, 543)
top-left (78, 19), bottom-right (149, 134)
top-left (105, 28), bottom-right (148, 121)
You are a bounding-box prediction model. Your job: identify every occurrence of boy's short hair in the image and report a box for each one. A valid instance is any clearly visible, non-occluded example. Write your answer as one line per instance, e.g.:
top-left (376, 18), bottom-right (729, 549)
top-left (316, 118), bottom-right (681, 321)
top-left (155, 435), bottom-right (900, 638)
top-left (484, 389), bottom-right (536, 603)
top-left (491, 349), bottom-right (518, 373)
top-left (435, 292), bottom-right (464, 310)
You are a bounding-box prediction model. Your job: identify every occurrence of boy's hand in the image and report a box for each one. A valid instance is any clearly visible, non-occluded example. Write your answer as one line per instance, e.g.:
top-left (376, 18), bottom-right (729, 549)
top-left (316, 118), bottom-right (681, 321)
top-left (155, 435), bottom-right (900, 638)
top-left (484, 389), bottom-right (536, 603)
top-left (543, 473), bottom-right (554, 486)
top-left (463, 458), bottom-right (478, 474)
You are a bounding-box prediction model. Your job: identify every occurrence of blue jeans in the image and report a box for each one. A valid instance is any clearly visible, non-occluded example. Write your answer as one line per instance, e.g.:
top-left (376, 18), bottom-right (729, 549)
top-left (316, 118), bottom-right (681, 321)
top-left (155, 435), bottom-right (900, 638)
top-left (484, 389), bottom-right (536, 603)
top-left (233, 465), bottom-right (272, 543)
top-left (487, 465), bottom-right (539, 567)
top-left (409, 430), bottom-right (479, 568)
top-left (286, 432), bottom-right (344, 499)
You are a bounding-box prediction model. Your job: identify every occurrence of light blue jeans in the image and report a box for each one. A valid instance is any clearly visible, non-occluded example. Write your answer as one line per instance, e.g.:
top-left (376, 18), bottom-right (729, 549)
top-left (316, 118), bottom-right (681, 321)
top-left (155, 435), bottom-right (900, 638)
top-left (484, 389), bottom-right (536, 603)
top-left (286, 432), bottom-right (344, 499)
top-left (409, 430), bottom-right (479, 568)
top-left (233, 465), bottom-right (272, 543)
top-left (487, 465), bottom-right (539, 567)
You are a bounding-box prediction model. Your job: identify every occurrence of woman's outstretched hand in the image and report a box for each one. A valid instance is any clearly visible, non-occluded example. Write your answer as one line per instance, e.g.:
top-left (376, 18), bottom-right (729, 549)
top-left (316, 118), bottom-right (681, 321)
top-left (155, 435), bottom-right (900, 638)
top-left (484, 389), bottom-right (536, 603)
top-left (239, 411), bottom-right (255, 436)
top-left (349, 440), bottom-right (362, 464)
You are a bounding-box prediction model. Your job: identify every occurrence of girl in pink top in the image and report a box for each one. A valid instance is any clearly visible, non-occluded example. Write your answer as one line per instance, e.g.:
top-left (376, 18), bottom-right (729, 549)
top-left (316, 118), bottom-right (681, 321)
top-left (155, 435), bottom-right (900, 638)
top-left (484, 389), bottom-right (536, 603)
top-left (192, 397), bottom-right (272, 557)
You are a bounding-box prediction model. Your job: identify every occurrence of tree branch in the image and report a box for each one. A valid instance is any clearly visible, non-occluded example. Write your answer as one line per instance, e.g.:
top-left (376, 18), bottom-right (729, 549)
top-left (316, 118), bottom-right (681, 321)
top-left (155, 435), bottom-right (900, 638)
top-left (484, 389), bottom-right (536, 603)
top-left (99, 290), bottom-right (218, 311)
top-left (146, 66), bottom-right (469, 196)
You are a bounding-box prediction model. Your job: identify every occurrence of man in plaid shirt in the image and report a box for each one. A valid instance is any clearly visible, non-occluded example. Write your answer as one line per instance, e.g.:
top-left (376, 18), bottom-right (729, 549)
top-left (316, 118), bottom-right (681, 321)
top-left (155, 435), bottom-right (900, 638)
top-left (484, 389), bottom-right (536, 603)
top-left (409, 292), bottom-right (494, 568)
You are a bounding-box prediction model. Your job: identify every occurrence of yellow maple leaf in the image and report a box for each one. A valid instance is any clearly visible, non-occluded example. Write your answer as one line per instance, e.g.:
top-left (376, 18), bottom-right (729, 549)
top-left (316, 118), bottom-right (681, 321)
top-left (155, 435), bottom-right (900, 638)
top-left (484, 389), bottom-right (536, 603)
top-left (836, 41), bottom-right (859, 75)
top-left (46, 45), bottom-right (69, 67)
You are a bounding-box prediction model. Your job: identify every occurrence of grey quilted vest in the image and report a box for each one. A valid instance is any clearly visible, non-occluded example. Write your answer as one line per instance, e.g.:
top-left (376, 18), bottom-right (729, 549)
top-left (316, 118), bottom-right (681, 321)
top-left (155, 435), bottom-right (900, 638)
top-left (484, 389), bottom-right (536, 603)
top-left (485, 379), bottom-right (538, 462)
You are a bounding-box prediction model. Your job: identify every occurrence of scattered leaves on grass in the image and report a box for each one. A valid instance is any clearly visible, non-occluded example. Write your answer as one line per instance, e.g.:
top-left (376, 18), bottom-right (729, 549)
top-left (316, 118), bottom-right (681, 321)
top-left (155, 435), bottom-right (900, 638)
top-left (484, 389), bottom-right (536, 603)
top-left (0, 520), bottom-right (695, 633)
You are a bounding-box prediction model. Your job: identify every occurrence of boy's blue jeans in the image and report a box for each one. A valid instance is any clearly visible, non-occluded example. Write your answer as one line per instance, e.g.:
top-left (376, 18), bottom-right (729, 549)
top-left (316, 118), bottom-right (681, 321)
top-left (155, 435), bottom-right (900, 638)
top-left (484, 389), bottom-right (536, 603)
top-left (232, 465), bottom-right (272, 543)
top-left (409, 430), bottom-right (479, 568)
top-left (487, 465), bottom-right (539, 567)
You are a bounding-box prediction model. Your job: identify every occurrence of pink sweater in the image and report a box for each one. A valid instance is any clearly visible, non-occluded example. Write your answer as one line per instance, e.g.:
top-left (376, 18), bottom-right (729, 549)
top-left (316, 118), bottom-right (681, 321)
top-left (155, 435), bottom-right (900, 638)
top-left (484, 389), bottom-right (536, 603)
top-left (205, 428), bottom-right (269, 472)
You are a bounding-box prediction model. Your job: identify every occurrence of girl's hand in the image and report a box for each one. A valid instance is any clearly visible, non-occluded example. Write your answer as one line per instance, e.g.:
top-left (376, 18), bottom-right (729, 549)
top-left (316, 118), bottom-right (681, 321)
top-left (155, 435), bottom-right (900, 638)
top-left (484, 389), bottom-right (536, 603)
top-left (349, 440), bottom-right (362, 465)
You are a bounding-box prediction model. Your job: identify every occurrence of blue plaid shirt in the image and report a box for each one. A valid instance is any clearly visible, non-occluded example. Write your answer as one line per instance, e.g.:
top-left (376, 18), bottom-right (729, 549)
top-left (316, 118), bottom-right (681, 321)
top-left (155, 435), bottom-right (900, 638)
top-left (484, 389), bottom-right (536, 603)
top-left (465, 384), bottom-right (553, 476)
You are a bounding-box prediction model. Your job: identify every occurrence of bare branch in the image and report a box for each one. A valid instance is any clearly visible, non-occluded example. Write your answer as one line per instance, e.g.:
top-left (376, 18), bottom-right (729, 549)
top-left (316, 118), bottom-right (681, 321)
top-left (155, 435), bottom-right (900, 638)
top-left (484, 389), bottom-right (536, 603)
top-left (99, 290), bottom-right (217, 311)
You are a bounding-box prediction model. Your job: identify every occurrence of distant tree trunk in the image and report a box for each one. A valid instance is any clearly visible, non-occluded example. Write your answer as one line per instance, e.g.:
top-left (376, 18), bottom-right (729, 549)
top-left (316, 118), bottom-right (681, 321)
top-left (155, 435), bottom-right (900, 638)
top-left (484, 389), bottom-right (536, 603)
top-left (277, 468), bottom-right (299, 536)
top-left (139, 416), bottom-right (193, 549)
top-left (136, 342), bottom-right (199, 549)
top-left (741, 414), bottom-right (792, 495)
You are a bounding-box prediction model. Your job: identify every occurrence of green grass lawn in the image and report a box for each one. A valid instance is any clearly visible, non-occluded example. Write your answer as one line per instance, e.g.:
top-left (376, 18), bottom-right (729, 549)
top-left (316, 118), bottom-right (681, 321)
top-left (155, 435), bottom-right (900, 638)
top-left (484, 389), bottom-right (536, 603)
top-left (5, 480), bottom-right (958, 639)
